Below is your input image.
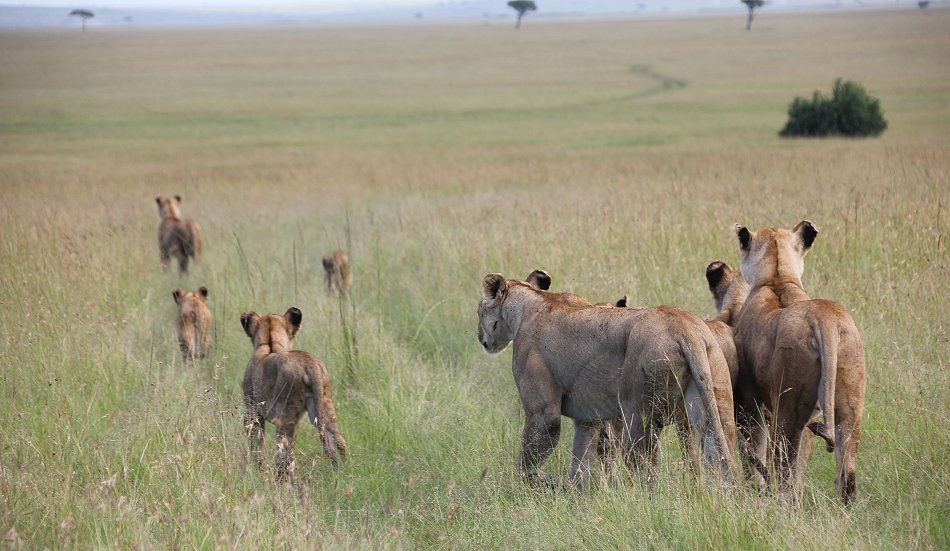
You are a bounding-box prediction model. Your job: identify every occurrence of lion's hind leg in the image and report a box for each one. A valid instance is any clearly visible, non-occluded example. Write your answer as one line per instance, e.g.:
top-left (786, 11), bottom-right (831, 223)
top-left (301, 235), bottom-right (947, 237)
top-left (243, 400), bottom-right (266, 470)
top-left (673, 404), bottom-right (701, 474)
top-left (567, 421), bottom-right (601, 490)
top-left (274, 423), bottom-right (298, 484)
top-left (835, 404), bottom-right (862, 506)
top-left (177, 251), bottom-right (189, 277)
top-left (620, 406), bottom-right (661, 486)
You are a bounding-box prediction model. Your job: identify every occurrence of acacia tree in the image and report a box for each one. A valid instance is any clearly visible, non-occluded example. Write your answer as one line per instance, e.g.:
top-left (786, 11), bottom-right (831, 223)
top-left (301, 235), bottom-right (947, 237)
top-left (741, 0), bottom-right (764, 31)
top-left (508, 0), bottom-right (536, 29)
top-left (69, 9), bottom-right (94, 32)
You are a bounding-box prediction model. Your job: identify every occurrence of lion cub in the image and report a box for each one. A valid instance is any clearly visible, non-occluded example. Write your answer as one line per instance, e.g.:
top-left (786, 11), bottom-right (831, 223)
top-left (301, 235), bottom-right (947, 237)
top-left (241, 307), bottom-right (347, 482)
top-left (322, 249), bottom-right (351, 296)
top-left (172, 286), bottom-right (213, 362)
top-left (156, 195), bottom-right (203, 276)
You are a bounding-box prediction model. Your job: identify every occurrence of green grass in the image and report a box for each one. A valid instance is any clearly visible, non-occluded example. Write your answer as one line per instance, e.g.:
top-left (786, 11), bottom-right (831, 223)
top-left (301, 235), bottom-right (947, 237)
top-left (1, 8), bottom-right (948, 549)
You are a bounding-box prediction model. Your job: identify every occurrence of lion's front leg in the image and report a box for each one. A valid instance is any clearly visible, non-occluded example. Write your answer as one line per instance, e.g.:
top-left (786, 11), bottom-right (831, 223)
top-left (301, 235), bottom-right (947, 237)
top-left (518, 407), bottom-right (561, 489)
top-left (567, 421), bottom-right (600, 491)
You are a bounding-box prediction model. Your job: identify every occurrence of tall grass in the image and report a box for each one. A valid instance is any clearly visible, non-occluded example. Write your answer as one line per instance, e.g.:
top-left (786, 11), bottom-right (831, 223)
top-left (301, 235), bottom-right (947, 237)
top-left (1, 9), bottom-right (948, 548)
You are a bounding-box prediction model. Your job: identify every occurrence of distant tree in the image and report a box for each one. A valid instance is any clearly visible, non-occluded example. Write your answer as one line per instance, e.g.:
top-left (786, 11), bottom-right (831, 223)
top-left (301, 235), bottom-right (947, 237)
top-left (741, 0), bottom-right (764, 31)
top-left (69, 9), bottom-right (94, 32)
top-left (508, 0), bottom-right (536, 29)
top-left (918, 1), bottom-right (930, 8)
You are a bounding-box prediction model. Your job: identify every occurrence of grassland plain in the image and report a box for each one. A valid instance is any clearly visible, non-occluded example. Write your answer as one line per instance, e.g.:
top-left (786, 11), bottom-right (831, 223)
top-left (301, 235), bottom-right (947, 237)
top-left (0, 7), bottom-right (948, 549)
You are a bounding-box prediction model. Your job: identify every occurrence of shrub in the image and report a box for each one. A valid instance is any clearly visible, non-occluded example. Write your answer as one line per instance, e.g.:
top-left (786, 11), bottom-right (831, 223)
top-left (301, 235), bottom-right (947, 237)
top-left (779, 78), bottom-right (887, 138)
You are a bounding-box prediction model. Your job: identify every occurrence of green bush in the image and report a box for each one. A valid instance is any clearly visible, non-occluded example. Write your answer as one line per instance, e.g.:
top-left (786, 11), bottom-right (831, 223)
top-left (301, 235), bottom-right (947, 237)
top-left (779, 78), bottom-right (887, 137)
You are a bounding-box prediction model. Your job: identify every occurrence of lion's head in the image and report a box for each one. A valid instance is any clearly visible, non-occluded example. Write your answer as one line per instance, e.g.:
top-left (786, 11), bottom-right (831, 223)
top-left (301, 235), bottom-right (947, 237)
top-left (156, 195), bottom-right (182, 220)
top-left (706, 260), bottom-right (749, 312)
top-left (241, 307), bottom-right (302, 352)
top-left (735, 220), bottom-right (818, 288)
top-left (172, 286), bottom-right (208, 308)
top-left (477, 273), bottom-right (515, 354)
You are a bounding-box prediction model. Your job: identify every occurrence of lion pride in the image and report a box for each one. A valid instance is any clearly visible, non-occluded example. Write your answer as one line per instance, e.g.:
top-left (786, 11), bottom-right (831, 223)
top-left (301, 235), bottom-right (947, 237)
top-left (156, 195), bottom-right (203, 276)
top-left (732, 221), bottom-right (866, 505)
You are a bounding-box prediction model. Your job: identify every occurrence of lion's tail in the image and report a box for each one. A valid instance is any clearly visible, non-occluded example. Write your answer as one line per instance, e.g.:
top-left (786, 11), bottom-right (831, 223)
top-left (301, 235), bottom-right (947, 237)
top-left (808, 320), bottom-right (838, 453)
top-left (680, 332), bottom-right (737, 482)
top-left (305, 362), bottom-right (347, 465)
top-left (187, 221), bottom-right (203, 260)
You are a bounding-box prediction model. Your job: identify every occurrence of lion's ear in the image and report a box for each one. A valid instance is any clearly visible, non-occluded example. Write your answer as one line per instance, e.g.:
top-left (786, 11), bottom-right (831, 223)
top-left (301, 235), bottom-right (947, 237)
top-left (705, 261), bottom-right (730, 291)
top-left (525, 269), bottom-right (551, 291)
top-left (240, 311), bottom-right (259, 338)
top-left (155, 196), bottom-right (162, 205)
top-left (615, 295), bottom-right (629, 308)
top-left (736, 224), bottom-right (752, 251)
top-left (284, 307), bottom-right (302, 338)
top-left (174, 195), bottom-right (182, 203)
top-left (198, 286), bottom-right (209, 301)
top-left (793, 220), bottom-right (819, 252)
top-left (172, 288), bottom-right (182, 305)
top-left (483, 273), bottom-right (506, 300)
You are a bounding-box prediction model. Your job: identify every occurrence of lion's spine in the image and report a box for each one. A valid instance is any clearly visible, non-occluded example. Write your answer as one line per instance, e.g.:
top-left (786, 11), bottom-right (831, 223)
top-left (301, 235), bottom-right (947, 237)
top-left (679, 333), bottom-right (735, 479)
top-left (188, 311), bottom-right (199, 360)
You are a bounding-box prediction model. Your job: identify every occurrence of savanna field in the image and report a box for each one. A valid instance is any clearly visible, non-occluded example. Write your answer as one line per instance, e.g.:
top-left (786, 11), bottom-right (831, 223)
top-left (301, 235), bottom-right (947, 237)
top-left (1, 8), bottom-right (948, 549)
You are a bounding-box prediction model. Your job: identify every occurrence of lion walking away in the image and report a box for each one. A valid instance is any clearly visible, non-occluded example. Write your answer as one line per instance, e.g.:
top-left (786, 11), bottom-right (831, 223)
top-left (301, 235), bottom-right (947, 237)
top-left (322, 249), bottom-right (351, 296)
top-left (156, 195), bottom-right (203, 276)
top-left (732, 221), bottom-right (866, 505)
top-left (172, 286), bottom-right (213, 362)
top-left (240, 307), bottom-right (347, 483)
top-left (477, 272), bottom-right (738, 490)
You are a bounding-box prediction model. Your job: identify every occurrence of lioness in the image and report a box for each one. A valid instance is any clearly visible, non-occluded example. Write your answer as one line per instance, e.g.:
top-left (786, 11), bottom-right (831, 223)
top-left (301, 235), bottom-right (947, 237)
top-left (703, 261), bottom-right (770, 482)
top-left (478, 273), bottom-right (738, 489)
top-left (522, 272), bottom-right (737, 476)
top-left (732, 221), bottom-right (866, 505)
top-left (592, 279), bottom-right (740, 475)
top-left (156, 195), bottom-right (203, 276)
top-left (172, 286), bottom-right (213, 362)
top-left (241, 307), bottom-right (347, 482)
top-left (322, 250), bottom-right (351, 296)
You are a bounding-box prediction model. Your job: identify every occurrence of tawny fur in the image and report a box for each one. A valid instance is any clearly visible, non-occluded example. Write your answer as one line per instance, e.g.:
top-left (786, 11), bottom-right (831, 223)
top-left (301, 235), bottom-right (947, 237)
top-left (478, 273), bottom-right (738, 490)
top-left (732, 221), bottom-right (866, 505)
top-left (156, 195), bottom-right (203, 276)
top-left (240, 307), bottom-right (347, 483)
top-left (704, 261), bottom-right (775, 485)
top-left (593, 299), bottom-right (738, 476)
top-left (322, 250), bottom-right (351, 296)
top-left (172, 286), bottom-right (213, 362)
top-left (525, 273), bottom-right (738, 479)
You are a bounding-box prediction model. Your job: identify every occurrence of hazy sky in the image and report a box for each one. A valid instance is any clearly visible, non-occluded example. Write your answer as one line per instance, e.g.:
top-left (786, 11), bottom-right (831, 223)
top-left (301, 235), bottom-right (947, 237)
top-left (6, 0), bottom-right (763, 8)
top-left (6, 0), bottom-right (431, 10)
top-left (10, 0), bottom-right (426, 6)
